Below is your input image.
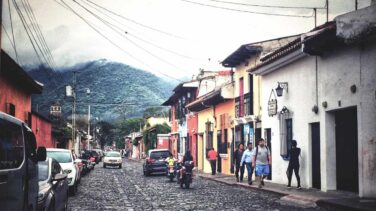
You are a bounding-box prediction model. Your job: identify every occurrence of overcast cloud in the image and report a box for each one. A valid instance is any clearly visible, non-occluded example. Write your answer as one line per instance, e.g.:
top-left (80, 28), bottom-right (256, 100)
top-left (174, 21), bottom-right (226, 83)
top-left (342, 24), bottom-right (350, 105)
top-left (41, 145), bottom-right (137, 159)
top-left (1, 0), bottom-right (371, 80)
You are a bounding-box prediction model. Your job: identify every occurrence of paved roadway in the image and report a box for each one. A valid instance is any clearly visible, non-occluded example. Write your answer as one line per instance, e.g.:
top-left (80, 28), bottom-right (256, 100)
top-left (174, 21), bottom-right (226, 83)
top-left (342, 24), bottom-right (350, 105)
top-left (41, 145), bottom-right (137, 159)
top-left (68, 159), bottom-right (327, 211)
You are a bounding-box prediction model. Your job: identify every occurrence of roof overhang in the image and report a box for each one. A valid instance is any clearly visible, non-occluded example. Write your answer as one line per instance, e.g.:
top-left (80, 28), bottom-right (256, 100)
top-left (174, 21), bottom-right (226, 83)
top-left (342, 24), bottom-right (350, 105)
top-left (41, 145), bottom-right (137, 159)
top-left (1, 50), bottom-right (43, 94)
top-left (222, 45), bottom-right (262, 67)
top-left (251, 49), bottom-right (307, 76)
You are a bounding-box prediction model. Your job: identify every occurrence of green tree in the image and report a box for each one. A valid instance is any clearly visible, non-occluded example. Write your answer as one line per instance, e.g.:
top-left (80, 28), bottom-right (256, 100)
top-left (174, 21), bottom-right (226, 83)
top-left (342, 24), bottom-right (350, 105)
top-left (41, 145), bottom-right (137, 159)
top-left (96, 121), bottom-right (115, 148)
top-left (113, 118), bottom-right (144, 149)
top-left (143, 107), bottom-right (169, 119)
top-left (143, 123), bottom-right (170, 152)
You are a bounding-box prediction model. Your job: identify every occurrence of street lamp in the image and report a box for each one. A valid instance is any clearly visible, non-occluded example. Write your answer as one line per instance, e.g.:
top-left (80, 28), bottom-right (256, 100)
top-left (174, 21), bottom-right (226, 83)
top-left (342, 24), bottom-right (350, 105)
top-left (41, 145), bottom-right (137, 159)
top-left (275, 82), bottom-right (288, 97)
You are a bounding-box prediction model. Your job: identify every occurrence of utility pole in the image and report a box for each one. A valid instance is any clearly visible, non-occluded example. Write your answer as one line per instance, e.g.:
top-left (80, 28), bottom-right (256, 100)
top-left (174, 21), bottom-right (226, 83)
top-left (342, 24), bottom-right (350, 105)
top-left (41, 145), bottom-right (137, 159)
top-left (73, 71), bottom-right (77, 155)
top-left (314, 8), bottom-right (317, 27)
top-left (355, 0), bottom-right (358, 10)
top-left (87, 88), bottom-right (91, 150)
top-left (326, 0), bottom-right (329, 22)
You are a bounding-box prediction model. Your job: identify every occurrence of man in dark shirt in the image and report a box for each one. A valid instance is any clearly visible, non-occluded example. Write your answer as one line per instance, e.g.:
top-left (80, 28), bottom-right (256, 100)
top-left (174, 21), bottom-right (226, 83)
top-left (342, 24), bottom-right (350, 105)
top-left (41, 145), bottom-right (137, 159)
top-left (287, 140), bottom-right (301, 189)
top-left (233, 143), bottom-right (245, 182)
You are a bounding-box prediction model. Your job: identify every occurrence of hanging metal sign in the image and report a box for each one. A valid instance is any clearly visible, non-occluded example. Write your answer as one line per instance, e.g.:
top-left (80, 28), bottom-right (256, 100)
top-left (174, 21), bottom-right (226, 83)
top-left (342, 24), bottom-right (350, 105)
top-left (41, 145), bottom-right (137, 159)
top-left (268, 89), bottom-right (278, 117)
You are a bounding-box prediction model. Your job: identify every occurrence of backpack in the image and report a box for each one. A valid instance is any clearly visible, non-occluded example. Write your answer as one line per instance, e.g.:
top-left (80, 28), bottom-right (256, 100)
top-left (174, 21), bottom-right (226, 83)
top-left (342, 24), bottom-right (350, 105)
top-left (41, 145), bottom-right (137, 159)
top-left (254, 145), bottom-right (270, 162)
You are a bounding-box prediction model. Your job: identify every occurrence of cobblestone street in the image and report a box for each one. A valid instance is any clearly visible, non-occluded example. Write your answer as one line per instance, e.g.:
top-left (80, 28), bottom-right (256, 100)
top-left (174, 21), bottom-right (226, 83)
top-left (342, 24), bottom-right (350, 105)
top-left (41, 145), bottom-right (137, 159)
top-left (68, 159), bottom-right (327, 211)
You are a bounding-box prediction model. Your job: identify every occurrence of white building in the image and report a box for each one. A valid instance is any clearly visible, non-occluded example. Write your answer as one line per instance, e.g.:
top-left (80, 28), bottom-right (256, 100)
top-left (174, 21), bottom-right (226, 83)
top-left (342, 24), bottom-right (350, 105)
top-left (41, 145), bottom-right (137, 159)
top-left (250, 4), bottom-right (376, 198)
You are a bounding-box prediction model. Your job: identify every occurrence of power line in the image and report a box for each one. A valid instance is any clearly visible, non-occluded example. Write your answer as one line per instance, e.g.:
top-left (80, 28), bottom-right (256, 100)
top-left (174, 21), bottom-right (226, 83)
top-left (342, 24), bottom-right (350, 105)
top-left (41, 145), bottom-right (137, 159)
top-left (23, 0), bottom-right (57, 68)
top-left (1, 24), bottom-right (20, 62)
top-left (85, 0), bottom-right (186, 39)
top-left (74, 0), bottom-right (187, 72)
top-left (71, 0), bottom-right (186, 78)
top-left (203, 0), bottom-right (326, 10)
top-left (12, 0), bottom-right (55, 71)
top-left (11, 0), bottom-right (46, 67)
top-left (57, 0), bottom-right (182, 82)
top-left (80, 0), bottom-right (203, 61)
top-left (180, 0), bottom-right (314, 18)
top-left (7, 0), bottom-right (18, 62)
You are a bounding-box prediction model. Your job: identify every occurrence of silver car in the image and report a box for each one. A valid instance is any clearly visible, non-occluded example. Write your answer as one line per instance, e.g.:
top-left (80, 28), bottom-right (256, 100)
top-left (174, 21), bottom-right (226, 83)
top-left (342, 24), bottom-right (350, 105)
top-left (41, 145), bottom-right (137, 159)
top-left (38, 158), bottom-right (69, 211)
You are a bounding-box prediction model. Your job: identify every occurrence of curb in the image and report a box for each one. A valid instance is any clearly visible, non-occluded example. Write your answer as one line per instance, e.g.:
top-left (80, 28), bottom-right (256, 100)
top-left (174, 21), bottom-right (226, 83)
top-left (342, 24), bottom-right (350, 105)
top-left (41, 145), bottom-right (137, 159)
top-left (198, 175), bottom-right (318, 208)
top-left (198, 175), bottom-right (286, 196)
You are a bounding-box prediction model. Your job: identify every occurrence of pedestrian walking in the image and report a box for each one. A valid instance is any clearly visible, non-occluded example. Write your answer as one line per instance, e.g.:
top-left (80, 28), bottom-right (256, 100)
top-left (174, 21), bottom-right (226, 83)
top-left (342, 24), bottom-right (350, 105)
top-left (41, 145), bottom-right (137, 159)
top-left (240, 143), bottom-right (254, 185)
top-left (252, 138), bottom-right (271, 188)
top-left (233, 143), bottom-right (245, 182)
top-left (208, 148), bottom-right (217, 175)
top-left (287, 140), bottom-right (301, 189)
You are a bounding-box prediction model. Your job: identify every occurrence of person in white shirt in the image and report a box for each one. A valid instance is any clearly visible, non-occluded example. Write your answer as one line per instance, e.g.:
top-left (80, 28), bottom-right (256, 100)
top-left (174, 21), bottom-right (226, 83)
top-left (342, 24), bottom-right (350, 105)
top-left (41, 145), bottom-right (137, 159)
top-left (240, 143), bottom-right (254, 185)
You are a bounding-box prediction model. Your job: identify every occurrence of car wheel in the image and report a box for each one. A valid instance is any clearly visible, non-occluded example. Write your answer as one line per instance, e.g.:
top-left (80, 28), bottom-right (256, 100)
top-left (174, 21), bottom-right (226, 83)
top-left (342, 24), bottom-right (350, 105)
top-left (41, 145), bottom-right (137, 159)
top-left (69, 183), bottom-right (77, 196)
top-left (48, 198), bottom-right (55, 211)
top-left (63, 193), bottom-right (68, 211)
top-left (103, 164), bottom-right (106, 168)
top-left (119, 164), bottom-right (122, 169)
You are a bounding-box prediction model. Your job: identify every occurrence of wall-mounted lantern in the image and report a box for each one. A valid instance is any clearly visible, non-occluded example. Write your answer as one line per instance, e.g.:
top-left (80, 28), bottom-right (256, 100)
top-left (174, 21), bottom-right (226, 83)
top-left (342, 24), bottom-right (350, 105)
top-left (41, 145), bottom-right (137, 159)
top-left (275, 82), bottom-right (288, 97)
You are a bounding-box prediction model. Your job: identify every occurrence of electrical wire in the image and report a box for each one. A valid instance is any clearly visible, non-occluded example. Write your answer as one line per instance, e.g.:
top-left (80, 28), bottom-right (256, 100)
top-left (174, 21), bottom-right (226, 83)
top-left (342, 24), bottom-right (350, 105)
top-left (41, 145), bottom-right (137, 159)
top-left (12, 0), bottom-right (55, 71)
top-left (7, 0), bottom-right (19, 62)
top-left (80, 0), bottom-right (203, 61)
top-left (74, 0), bottom-right (187, 71)
top-left (2, 24), bottom-right (19, 62)
top-left (20, 0), bottom-right (53, 67)
top-left (23, 0), bottom-right (57, 68)
top-left (11, 0), bottom-right (46, 67)
top-left (204, 0), bottom-right (327, 10)
top-left (67, 0), bottom-right (187, 78)
top-left (56, 0), bottom-right (183, 82)
top-left (180, 0), bottom-right (314, 18)
top-left (85, 0), bottom-right (186, 39)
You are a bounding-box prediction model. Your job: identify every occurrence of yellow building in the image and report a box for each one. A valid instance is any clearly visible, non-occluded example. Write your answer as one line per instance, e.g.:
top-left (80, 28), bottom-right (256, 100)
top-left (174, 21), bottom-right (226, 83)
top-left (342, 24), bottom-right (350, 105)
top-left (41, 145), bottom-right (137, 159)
top-left (187, 71), bottom-right (235, 174)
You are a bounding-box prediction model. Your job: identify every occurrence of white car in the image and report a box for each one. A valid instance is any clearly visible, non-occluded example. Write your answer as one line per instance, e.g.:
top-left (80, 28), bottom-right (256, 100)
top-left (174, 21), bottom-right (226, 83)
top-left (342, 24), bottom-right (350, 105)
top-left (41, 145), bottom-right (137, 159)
top-left (103, 151), bottom-right (123, 168)
top-left (46, 148), bottom-right (80, 195)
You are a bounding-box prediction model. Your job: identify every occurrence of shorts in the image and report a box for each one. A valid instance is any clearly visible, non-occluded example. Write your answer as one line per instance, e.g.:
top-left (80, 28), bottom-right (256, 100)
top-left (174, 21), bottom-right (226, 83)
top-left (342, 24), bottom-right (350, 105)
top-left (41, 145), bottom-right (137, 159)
top-left (255, 164), bottom-right (270, 176)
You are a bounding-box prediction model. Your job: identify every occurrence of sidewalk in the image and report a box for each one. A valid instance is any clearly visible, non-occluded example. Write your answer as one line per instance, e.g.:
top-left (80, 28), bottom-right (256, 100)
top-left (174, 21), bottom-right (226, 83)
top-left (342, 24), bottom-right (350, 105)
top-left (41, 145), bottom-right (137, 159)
top-left (197, 172), bottom-right (376, 211)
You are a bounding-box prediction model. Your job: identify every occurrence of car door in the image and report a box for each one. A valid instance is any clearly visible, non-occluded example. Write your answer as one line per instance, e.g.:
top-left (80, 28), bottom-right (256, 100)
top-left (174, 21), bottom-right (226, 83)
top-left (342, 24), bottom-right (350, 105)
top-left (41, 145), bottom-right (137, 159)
top-left (51, 160), bottom-right (64, 211)
top-left (0, 118), bottom-right (26, 211)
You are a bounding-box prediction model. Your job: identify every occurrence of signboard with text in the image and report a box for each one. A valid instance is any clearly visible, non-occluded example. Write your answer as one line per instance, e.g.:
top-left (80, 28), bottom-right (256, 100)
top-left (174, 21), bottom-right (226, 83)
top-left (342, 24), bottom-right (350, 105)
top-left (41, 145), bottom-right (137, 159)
top-left (268, 99), bottom-right (278, 116)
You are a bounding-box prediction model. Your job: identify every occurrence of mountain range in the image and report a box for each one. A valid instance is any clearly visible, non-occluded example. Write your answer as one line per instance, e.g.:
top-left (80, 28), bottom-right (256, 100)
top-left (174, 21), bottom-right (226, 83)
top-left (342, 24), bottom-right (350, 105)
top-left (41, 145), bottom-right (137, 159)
top-left (28, 59), bottom-right (177, 121)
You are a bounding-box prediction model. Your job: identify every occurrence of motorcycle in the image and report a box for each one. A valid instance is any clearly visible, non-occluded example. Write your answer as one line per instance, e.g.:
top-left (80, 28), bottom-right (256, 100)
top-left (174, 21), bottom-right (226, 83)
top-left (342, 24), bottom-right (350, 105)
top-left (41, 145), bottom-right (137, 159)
top-left (166, 161), bottom-right (176, 182)
top-left (179, 161), bottom-right (194, 189)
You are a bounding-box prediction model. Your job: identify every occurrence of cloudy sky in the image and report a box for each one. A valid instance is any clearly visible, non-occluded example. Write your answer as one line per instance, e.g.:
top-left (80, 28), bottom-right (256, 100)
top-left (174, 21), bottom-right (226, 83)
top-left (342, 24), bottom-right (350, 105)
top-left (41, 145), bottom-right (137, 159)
top-left (1, 0), bottom-right (371, 80)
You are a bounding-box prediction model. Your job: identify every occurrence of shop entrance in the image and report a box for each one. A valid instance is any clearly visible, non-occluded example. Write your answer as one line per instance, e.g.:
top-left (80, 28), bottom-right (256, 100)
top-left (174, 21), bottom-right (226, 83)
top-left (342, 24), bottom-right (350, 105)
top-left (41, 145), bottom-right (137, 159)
top-left (335, 107), bottom-right (358, 193)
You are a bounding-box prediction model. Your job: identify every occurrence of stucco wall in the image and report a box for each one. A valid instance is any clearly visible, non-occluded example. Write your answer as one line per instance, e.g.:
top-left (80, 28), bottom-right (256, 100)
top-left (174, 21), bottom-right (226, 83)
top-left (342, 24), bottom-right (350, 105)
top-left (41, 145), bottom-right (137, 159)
top-left (214, 100), bottom-right (235, 175)
top-left (198, 108), bottom-right (215, 173)
top-left (0, 77), bottom-right (31, 122)
top-left (318, 41), bottom-right (376, 197)
top-left (32, 114), bottom-right (53, 148)
top-left (260, 54), bottom-right (317, 187)
top-left (260, 40), bottom-right (376, 197)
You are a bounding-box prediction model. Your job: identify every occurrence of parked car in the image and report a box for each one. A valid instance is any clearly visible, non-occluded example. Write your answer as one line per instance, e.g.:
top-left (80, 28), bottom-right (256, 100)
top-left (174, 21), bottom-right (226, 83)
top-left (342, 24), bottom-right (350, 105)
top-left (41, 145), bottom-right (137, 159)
top-left (46, 148), bottom-right (80, 195)
top-left (103, 151), bottom-right (122, 168)
top-left (0, 112), bottom-right (46, 211)
top-left (37, 158), bottom-right (69, 211)
top-left (143, 149), bottom-right (170, 176)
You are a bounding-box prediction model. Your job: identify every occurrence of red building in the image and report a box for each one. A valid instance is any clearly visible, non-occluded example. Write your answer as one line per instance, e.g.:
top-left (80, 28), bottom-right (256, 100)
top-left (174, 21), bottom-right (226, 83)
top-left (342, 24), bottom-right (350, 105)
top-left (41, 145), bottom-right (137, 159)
top-left (31, 111), bottom-right (54, 148)
top-left (157, 134), bottom-right (170, 149)
top-left (0, 50), bottom-right (43, 123)
top-left (187, 113), bottom-right (198, 167)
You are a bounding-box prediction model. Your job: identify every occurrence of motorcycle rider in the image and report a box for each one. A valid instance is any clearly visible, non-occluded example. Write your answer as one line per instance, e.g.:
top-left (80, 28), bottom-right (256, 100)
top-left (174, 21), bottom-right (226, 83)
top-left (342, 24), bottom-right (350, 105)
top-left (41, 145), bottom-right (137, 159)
top-left (165, 153), bottom-right (176, 175)
top-left (179, 151), bottom-right (194, 180)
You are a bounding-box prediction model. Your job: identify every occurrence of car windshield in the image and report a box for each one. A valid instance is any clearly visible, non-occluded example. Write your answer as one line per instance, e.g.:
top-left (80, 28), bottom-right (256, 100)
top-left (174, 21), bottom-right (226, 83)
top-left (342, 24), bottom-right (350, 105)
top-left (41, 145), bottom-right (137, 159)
top-left (150, 151), bottom-right (169, 159)
top-left (106, 152), bottom-right (120, 157)
top-left (47, 151), bottom-right (72, 163)
top-left (38, 161), bottom-right (49, 181)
